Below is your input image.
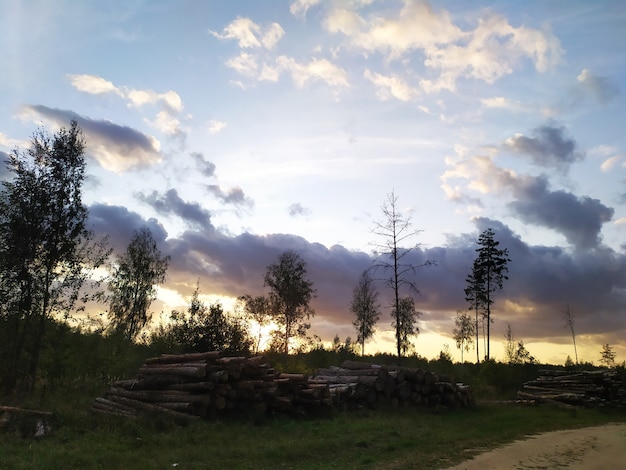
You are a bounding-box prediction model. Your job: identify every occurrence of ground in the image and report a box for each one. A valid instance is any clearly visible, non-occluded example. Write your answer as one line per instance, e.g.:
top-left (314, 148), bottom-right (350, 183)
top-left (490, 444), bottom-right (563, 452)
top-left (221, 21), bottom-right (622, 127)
top-left (445, 423), bottom-right (626, 469)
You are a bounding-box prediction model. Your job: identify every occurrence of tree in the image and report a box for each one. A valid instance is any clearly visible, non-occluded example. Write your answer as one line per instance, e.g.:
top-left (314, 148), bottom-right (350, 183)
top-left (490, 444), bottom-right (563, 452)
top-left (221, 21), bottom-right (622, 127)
top-left (504, 324), bottom-right (535, 364)
top-left (108, 227), bottom-right (169, 340)
top-left (371, 191), bottom-right (434, 360)
top-left (238, 294), bottom-right (272, 354)
top-left (392, 295), bottom-right (421, 357)
top-left (563, 304), bottom-right (578, 364)
top-left (599, 343), bottom-right (616, 368)
top-left (452, 310), bottom-right (475, 363)
top-left (469, 228), bottom-right (510, 361)
top-left (350, 270), bottom-right (381, 356)
top-left (464, 257), bottom-right (485, 364)
top-left (264, 250), bottom-right (316, 354)
top-left (165, 285), bottom-right (251, 354)
top-left (0, 121), bottom-right (109, 392)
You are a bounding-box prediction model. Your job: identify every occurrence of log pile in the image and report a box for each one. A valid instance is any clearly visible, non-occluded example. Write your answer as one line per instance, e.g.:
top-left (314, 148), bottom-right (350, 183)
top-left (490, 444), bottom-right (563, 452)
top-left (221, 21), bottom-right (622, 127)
top-left (92, 352), bottom-right (475, 420)
top-left (92, 351), bottom-right (332, 419)
top-left (311, 360), bottom-right (475, 411)
top-left (517, 369), bottom-right (626, 407)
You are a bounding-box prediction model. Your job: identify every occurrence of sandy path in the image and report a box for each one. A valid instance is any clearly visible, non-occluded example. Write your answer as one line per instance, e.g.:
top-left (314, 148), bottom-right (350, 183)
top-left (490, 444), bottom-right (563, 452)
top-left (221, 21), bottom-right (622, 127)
top-left (444, 423), bottom-right (626, 470)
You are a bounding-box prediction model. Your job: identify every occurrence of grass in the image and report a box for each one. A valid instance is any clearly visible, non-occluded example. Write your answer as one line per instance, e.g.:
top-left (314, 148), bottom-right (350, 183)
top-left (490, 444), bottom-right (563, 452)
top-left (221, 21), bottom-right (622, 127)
top-left (1, 389), bottom-right (625, 470)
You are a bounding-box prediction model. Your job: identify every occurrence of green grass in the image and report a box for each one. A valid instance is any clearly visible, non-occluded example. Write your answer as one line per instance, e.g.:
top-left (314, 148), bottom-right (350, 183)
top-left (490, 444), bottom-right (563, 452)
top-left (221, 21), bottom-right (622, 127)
top-left (2, 392), bottom-right (625, 470)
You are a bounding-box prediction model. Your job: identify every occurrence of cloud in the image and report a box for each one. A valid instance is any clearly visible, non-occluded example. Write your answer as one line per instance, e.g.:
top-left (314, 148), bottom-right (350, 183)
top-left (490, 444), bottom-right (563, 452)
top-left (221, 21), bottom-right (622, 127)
top-left (136, 188), bottom-right (215, 233)
top-left (364, 69), bottom-right (418, 101)
top-left (191, 152), bottom-right (216, 177)
top-left (138, 216), bottom-right (626, 349)
top-left (577, 69), bottom-right (620, 104)
top-left (67, 74), bottom-right (124, 97)
top-left (87, 203), bottom-right (168, 255)
top-left (210, 17), bottom-right (284, 50)
top-left (290, 0), bottom-right (321, 18)
top-left (323, 0), bottom-right (561, 92)
top-left (20, 105), bottom-right (162, 173)
top-left (442, 151), bottom-right (614, 249)
top-left (504, 123), bottom-right (584, 171)
top-left (208, 120), bottom-right (227, 135)
top-left (600, 155), bottom-right (624, 172)
top-left (508, 175), bottom-right (614, 249)
top-left (276, 56), bottom-right (349, 88)
top-left (288, 202), bottom-right (312, 217)
top-left (67, 74), bottom-right (185, 139)
top-left (68, 74), bottom-right (183, 113)
top-left (206, 184), bottom-right (253, 207)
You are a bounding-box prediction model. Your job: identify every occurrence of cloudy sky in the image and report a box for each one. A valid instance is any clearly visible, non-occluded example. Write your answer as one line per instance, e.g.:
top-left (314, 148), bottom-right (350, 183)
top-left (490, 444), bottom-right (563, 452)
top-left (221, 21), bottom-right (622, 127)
top-left (1, 0), bottom-right (624, 364)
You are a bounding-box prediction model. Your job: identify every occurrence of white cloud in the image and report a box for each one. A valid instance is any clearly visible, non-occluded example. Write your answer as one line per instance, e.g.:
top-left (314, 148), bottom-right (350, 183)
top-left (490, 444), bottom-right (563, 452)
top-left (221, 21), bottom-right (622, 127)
top-left (126, 89), bottom-right (183, 113)
top-left (210, 17), bottom-right (284, 50)
top-left (615, 217), bottom-right (626, 226)
top-left (208, 120), bottom-right (227, 135)
top-left (67, 74), bottom-right (123, 96)
top-left (149, 111), bottom-right (182, 136)
top-left (600, 155), bottom-right (624, 172)
top-left (481, 96), bottom-right (510, 108)
top-left (277, 56), bottom-right (349, 88)
top-left (290, 0), bottom-right (320, 18)
top-left (324, 0), bottom-right (562, 92)
top-left (225, 52), bottom-right (259, 76)
top-left (364, 69), bottom-right (418, 101)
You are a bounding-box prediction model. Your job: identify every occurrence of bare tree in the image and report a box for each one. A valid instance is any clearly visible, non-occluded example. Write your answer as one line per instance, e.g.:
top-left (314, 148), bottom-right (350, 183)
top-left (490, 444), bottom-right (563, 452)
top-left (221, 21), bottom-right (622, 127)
top-left (350, 270), bottom-right (381, 356)
top-left (563, 304), bottom-right (578, 364)
top-left (452, 310), bottom-right (475, 363)
top-left (371, 191), bottom-right (434, 360)
top-left (264, 250), bottom-right (316, 354)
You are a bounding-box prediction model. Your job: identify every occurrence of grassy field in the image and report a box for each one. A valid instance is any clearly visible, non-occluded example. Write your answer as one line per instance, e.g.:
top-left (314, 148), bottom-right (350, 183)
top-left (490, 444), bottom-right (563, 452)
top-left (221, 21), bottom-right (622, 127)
top-left (2, 391), bottom-right (625, 470)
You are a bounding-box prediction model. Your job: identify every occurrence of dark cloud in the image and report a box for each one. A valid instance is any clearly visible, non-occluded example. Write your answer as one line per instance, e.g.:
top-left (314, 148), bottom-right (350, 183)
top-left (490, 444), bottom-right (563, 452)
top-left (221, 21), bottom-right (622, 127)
top-left (191, 152), bottom-right (216, 177)
top-left (509, 175), bottom-right (614, 249)
top-left (87, 203), bottom-right (168, 254)
top-left (136, 188), bottom-right (215, 232)
top-left (206, 184), bottom-right (253, 207)
top-left (288, 202), bottom-right (312, 217)
top-left (22, 105), bottom-right (161, 172)
top-left (504, 123), bottom-right (584, 171)
top-left (577, 69), bottom-right (620, 104)
top-left (156, 216), bottom-right (626, 353)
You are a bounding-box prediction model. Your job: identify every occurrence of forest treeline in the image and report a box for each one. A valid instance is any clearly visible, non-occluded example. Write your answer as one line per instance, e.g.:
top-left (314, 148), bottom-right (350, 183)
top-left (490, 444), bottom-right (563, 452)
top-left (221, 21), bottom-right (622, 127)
top-left (0, 122), bottom-right (619, 396)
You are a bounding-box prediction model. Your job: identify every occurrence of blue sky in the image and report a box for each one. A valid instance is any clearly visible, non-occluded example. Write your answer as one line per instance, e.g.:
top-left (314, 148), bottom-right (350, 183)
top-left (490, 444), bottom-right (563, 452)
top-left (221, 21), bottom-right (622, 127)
top-left (1, 0), bottom-right (625, 363)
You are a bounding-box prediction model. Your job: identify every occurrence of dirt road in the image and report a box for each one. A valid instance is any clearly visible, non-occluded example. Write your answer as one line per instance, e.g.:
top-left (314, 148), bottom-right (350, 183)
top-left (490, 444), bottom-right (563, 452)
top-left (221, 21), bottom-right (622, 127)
top-left (445, 423), bottom-right (626, 469)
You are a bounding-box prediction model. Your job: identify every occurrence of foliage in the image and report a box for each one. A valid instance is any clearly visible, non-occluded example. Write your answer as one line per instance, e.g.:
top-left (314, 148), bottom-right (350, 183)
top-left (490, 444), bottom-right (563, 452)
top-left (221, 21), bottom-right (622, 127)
top-left (452, 310), bottom-right (475, 363)
top-left (349, 270), bottom-right (381, 356)
top-left (464, 257), bottom-right (484, 364)
top-left (263, 250), bottom-right (316, 354)
top-left (504, 324), bottom-right (536, 365)
top-left (0, 121), bottom-right (109, 392)
top-left (599, 343), bottom-right (616, 368)
top-left (149, 284), bottom-right (252, 355)
top-left (238, 294), bottom-right (272, 354)
top-left (466, 228), bottom-right (510, 361)
top-left (108, 227), bottom-right (169, 341)
top-left (371, 191), bottom-right (434, 360)
top-left (391, 295), bottom-right (421, 357)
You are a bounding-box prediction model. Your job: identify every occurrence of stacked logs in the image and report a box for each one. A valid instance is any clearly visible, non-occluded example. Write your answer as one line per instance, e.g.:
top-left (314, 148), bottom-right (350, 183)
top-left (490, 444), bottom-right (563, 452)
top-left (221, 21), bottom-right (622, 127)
top-left (517, 369), bottom-right (626, 407)
top-left (312, 360), bottom-right (475, 410)
top-left (92, 351), bottom-right (332, 419)
top-left (92, 353), bottom-right (475, 420)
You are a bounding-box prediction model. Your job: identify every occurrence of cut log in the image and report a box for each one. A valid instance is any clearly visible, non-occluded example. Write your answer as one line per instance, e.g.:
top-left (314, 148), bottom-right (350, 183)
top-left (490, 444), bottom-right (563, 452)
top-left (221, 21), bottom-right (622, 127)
top-left (144, 351), bottom-right (224, 364)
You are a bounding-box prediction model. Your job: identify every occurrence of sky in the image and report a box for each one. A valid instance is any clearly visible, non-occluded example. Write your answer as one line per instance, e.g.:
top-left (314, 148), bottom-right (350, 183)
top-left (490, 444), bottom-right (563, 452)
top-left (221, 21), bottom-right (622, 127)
top-left (0, 0), bottom-right (625, 364)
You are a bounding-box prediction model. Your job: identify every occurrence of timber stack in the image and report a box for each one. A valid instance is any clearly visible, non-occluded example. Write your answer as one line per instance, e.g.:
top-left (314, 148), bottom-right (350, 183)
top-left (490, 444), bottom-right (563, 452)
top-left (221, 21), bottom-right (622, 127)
top-left (312, 360), bottom-right (474, 410)
top-left (517, 369), bottom-right (626, 407)
top-left (92, 352), bottom-right (475, 420)
top-left (92, 351), bottom-right (332, 419)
